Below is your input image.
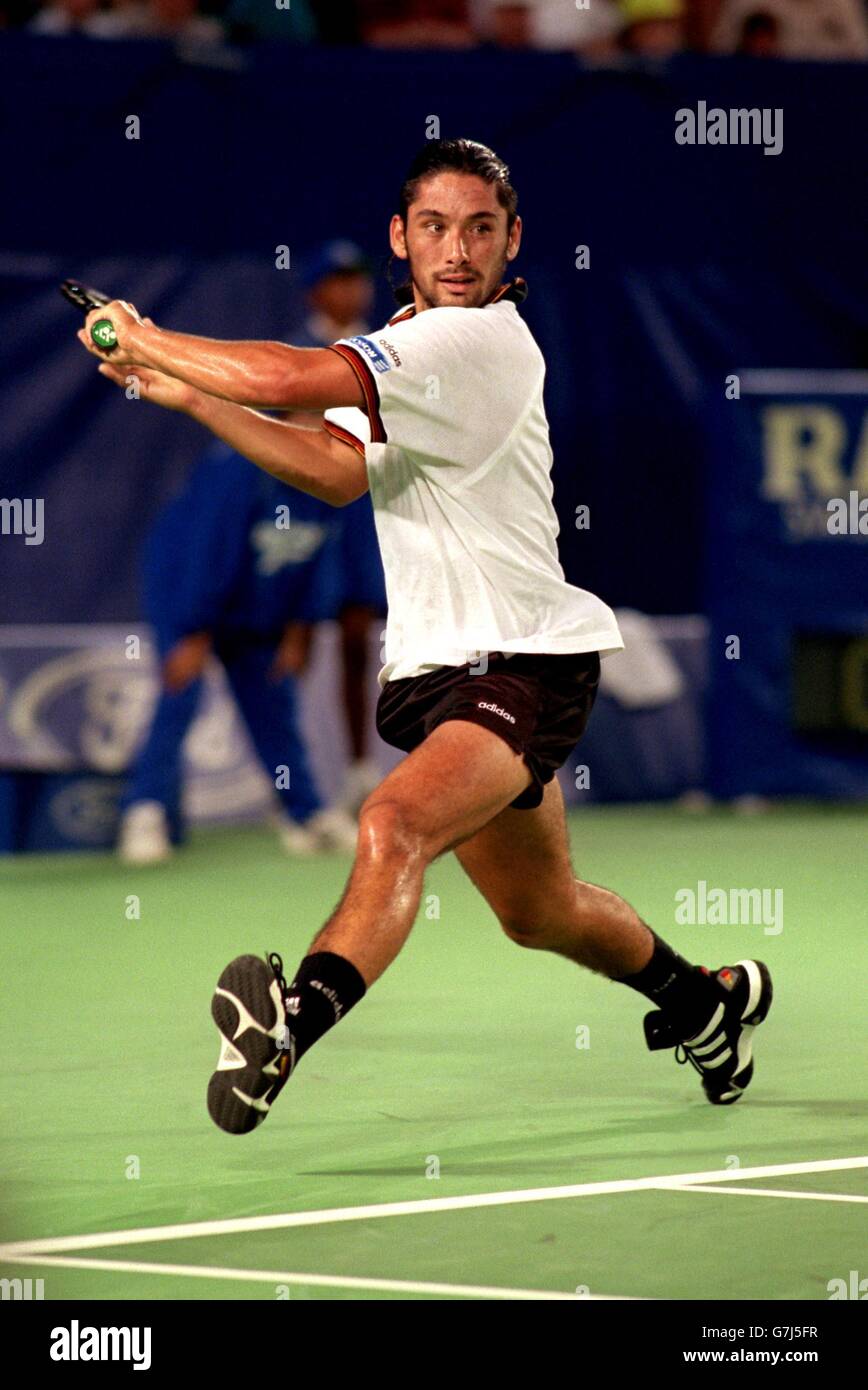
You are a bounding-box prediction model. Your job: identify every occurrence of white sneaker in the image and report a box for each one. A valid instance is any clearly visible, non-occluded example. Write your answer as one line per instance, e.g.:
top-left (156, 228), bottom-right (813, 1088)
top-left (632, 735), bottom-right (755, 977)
top-left (340, 757), bottom-right (382, 817)
top-left (118, 801), bottom-right (172, 865)
top-left (305, 806), bottom-right (358, 852)
top-left (276, 817), bottom-right (321, 856)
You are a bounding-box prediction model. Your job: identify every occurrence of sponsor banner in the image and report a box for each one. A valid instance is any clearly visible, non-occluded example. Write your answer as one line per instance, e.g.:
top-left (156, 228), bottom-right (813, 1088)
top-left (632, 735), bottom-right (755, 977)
top-left (0, 620), bottom-right (710, 852)
top-left (704, 377), bottom-right (868, 798)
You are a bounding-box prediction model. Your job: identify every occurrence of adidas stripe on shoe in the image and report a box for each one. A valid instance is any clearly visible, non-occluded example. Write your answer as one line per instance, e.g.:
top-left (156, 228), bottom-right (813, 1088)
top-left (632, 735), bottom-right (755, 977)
top-left (207, 953), bottom-right (295, 1134)
top-left (643, 959), bottom-right (773, 1105)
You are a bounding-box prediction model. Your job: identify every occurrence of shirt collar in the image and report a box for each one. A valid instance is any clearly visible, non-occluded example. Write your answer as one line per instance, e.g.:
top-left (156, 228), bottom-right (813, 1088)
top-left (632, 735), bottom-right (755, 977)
top-left (387, 277), bottom-right (528, 326)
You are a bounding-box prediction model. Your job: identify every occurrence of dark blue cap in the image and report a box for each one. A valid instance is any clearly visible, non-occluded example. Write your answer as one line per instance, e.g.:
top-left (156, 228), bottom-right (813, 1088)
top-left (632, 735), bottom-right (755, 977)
top-left (302, 240), bottom-right (372, 289)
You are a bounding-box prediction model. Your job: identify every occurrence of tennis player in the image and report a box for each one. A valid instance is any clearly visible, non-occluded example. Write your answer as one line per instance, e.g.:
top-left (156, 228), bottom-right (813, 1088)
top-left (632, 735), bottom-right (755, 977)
top-left (79, 139), bottom-right (773, 1132)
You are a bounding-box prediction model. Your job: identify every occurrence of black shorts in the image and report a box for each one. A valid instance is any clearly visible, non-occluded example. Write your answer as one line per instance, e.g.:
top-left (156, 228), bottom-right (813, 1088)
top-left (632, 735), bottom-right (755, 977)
top-left (375, 650), bottom-right (601, 811)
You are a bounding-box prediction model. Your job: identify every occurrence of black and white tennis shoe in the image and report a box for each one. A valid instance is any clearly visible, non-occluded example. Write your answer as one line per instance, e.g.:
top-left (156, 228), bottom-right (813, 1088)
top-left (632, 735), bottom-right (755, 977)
top-left (207, 953), bottom-right (294, 1134)
top-left (644, 959), bottom-right (773, 1105)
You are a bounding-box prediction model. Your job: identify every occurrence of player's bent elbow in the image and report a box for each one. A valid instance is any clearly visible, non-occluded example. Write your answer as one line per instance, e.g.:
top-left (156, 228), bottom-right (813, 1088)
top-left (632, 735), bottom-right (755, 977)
top-left (323, 484), bottom-right (363, 509)
top-left (310, 473), bottom-right (364, 508)
top-left (322, 433), bottom-right (369, 507)
top-left (338, 478), bottom-right (371, 507)
top-left (326, 486), bottom-right (354, 508)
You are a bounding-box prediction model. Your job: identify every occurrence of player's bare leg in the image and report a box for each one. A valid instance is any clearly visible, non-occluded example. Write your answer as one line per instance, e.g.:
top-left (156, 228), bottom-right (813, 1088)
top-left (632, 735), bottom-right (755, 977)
top-left (208, 718), bottom-right (536, 1132)
top-left (453, 775), bottom-right (654, 975)
top-left (308, 718), bottom-right (537, 983)
top-left (453, 778), bottom-right (773, 1105)
top-left (208, 724), bottom-right (771, 1134)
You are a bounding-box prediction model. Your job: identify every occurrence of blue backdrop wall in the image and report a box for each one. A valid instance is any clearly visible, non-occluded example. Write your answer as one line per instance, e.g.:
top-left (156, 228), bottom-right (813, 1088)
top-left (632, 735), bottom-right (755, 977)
top-left (1, 38), bottom-right (866, 797)
top-left (2, 38), bottom-right (867, 625)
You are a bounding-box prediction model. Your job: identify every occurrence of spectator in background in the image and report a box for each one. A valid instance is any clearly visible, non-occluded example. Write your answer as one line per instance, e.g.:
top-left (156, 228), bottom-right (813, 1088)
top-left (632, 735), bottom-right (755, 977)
top-left (0, 2), bottom-right (37, 28)
top-left (118, 442), bottom-right (359, 865)
top-left (291, 241), bottom-right (389, 818)
top-left (358, 0), bottom-right (477, 47)
top-left (307, 0), bottom-right (361, 43)
top-left (481, 0), bottom-right (530, 45)
top-left (736, 8), bottom-right (780, 55)
top-left (481, 0), bottom-right (623, 54)
top-left (58, 0), bottom-right (227, 41)
top-left (619, 0), bottom-right (685, 53)
top-left (224, 0), bottom-right (318, 44)
top-left (28, 0), bottom-right (111, 34)
top-left (299, 240), bottom-right (375, 341)
top-left (143, 0), bottom-right (226, 40)
top-left (710, 0), bottom-right (868, 58)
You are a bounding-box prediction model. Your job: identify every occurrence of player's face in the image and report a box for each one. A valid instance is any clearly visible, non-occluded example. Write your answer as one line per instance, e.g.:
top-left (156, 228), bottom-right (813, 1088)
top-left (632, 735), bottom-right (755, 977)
top-left (390, 173), bottom-right (522, 311)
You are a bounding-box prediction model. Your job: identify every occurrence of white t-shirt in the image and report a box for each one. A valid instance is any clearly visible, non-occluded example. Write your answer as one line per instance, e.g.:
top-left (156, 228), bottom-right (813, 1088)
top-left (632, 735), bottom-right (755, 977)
top-left (323, 281), bottom-right (623, 688)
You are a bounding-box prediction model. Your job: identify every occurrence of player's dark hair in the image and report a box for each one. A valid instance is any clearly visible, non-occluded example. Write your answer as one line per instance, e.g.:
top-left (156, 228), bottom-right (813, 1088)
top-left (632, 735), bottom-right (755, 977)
top-left (389, 138), bottom-right (518, 304)
top-left (399, 138), bottom-right (518, 230)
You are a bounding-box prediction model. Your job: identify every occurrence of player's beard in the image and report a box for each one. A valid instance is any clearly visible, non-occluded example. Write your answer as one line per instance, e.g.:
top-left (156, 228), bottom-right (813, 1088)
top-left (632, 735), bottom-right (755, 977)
top-left (407, 248), bottom-right (509, 311)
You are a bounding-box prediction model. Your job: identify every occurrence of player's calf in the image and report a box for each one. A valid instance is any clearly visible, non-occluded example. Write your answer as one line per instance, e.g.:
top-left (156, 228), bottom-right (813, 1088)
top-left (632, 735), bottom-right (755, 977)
top-left (497, 897), bottom-right (774, 1107)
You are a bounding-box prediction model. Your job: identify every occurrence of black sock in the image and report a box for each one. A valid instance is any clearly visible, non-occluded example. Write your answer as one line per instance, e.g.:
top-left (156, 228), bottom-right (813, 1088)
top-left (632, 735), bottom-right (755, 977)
top-left (616, 929), bottom-right (719, 1036)
top-left (283, 951), bottom-right (366, 1065)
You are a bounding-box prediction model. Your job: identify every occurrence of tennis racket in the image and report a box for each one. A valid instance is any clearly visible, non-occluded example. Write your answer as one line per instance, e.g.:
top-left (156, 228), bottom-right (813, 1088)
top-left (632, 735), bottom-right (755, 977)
top-left (60, 279), bottom-right (118, 352)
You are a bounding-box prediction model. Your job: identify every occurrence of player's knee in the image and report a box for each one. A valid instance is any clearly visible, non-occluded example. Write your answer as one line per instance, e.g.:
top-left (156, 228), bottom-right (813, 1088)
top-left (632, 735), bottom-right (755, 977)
top-left (500, 916), bottom-right (549, 949)
top-left (357, 797), bottom-right (427, 862)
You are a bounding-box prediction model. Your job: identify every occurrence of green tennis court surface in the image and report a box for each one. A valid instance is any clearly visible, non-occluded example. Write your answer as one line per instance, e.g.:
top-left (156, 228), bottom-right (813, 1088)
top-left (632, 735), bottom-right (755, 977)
top-left (2, 805), bottom-right (865, 1300)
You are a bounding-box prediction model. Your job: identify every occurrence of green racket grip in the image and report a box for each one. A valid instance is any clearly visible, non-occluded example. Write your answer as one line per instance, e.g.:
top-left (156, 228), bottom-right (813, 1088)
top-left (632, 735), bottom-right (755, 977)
top-left (90, 318), bottom-right (118, 352)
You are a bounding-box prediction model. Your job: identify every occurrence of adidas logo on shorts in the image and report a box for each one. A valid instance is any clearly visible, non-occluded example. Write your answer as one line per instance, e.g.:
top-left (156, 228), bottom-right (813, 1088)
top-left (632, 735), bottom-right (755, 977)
top-left (477, 701), bottom-right (516, 724)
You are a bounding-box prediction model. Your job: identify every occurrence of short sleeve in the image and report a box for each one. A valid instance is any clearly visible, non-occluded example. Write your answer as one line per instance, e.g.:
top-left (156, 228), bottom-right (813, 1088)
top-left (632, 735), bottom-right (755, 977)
top-left (322, 405), bottom-right (371, 456)
top-left (327, 307), bottom-right (530, 465)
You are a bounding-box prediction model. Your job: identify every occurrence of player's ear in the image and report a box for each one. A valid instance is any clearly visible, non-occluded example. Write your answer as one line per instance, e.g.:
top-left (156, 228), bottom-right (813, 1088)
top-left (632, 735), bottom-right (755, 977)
top-left (505, 215), bottom-right (522, 262)
top-left (389, 213), bottom-right (409, 261)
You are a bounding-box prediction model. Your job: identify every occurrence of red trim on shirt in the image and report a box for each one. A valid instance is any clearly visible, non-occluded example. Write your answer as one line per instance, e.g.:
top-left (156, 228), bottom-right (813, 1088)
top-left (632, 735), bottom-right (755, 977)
top-left (488, 277), bottom-right (527, 306)
top-left (323, 418), bottom-right (367, 458)
top-left (325, 342), bottom-right (387, 443)
top-left (387, 304), bottom-right (417, 327)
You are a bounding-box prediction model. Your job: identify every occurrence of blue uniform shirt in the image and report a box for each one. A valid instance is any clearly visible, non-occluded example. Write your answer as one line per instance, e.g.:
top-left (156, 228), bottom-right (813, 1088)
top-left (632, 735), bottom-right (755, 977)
top-left (143, 441), bottom-right (342, 649)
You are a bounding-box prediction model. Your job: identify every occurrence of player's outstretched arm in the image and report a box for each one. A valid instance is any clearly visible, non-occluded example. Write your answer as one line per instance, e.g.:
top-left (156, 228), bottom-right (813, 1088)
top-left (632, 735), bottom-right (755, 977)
top-left (97, 362), bottom-right (367, 507)
top-left (79, 301), bottom-right (364, 410)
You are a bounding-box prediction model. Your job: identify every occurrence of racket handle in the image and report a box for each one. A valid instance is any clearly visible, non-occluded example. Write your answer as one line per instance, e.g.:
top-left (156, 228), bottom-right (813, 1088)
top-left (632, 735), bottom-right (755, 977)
top-left (90, 318), bottom-right (118, 352)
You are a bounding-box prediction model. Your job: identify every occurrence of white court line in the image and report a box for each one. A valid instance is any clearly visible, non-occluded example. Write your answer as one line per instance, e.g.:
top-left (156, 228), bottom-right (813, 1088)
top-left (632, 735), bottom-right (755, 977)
top-left (669, 1185), bottom-right (868, 1204)
top-left (0, 1156), bottom-right (864, 1260)
top-left (1, 1254), bottom-right (641, 1301)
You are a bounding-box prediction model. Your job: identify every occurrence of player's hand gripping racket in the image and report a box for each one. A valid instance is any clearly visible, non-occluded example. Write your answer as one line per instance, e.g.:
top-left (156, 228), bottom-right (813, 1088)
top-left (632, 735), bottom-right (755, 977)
top-left (60, 279), bottom-right (119, 352)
